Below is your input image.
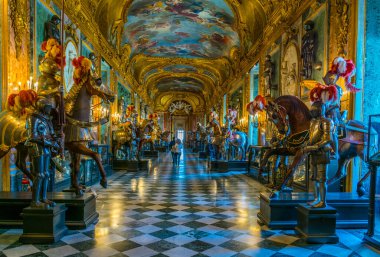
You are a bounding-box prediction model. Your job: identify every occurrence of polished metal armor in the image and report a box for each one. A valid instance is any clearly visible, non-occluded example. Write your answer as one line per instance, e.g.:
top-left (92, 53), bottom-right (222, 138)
top-left (25, 112), bottom-right (59, 208)
top-left (306, 106), bottom-right (334, 208)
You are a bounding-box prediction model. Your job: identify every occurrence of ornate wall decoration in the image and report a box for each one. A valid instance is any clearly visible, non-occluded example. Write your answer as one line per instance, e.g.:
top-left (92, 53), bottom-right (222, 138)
top-left (281, 43), bottom-right (300, 96)
top-left (9, 0), bottom-right (29, 59)
top-left (301, 20), bottom-right (315, 79)
top-left (335, 0), bottom-right (350, 56)
top-left (263, 55), bottom-right (275, 96)
top-left (64, 40), bottom-right (78, 92)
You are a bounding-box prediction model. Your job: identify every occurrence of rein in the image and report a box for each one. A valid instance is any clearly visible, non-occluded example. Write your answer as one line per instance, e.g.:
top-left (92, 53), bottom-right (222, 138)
top-left (267, 101), bottom-right (289, 132)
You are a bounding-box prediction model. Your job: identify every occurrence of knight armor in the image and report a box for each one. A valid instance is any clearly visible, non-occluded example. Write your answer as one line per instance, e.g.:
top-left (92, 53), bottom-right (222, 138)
top-left (38, 57), bottom-right (61, 108)
top-left (25, 113), bottom-right (59, 156)
top-left (306, 102), bottom-right (334, 208)
top-left (25, 100), bottom-right (59, 209)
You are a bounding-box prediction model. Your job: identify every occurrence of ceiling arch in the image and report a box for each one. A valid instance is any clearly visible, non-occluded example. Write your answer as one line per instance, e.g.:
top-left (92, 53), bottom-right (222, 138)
top-left (154, 91), bottom-right (206, 113)
top-left (72, 0), bottom-right (268, 108)
top-left (145, 72), bottom-right (218, 94)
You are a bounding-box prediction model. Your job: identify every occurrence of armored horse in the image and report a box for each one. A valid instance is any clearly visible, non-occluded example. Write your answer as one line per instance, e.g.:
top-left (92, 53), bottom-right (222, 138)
top-left (224, 116), bottom-right (248, 161)
top-left (135, 119), bottom-right (155, 160)
top-left (208, 118), bottom-right (227, 160)
top-left (248, 94), bottom-right (368, 195)
top-left (64, 56), bottom-right (115, 195)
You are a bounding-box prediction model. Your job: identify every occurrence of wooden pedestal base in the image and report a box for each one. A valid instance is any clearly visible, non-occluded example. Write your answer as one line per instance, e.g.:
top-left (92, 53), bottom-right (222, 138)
top-left (295, 204), bottom-right (338, 244)
top-left (0, 192), bottom-right (98, 230)
top-left (257, 192), bottom-right (369, 229)
top-left (20, 204), bottom-right (68, 244)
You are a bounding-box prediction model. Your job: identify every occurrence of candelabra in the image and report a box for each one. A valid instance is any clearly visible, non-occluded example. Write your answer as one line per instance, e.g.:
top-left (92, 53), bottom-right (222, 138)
top-left (237, 117), bottom-right (249, 132)
top-left (111, 112), bottom-right (121, 125)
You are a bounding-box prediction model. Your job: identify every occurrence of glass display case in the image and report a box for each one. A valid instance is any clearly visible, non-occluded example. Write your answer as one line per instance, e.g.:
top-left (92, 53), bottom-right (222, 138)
top-left (364, 114), bottom-right (380, 250)
top-left (292, 156), bottom-right (309, 192)
top-left (247, 145), bottom-right (271, 183)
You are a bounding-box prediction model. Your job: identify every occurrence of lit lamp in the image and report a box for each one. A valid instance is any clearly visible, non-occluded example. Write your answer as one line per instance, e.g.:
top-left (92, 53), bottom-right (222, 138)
top-left (238, 117), bottom-right (248, 132)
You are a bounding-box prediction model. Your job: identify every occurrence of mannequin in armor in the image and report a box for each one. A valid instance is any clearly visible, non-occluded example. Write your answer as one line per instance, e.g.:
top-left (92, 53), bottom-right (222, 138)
top-left (25, 97), bottom-right (60, 208)
top-left (209, 107), bottom-right (219, 123)
top-left (227, 105), bottom-right (238, 127)
top-left (263, 55), bottom-right (274, 96)
top-left (88, 52), bottom-right (101, 81)
top-left (38, 38), bottom-right (65, 130)
top-left (303, 101), bottom-right (334, 208)
top-left (301, 20), bottom-right (315, 79)
top-left (323, 73), bottom-right (347, 159)
top-left (44, 15), bottom-right (61, 42)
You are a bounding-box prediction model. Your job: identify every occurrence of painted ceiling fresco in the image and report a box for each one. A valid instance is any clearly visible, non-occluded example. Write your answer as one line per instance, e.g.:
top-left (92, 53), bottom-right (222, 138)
top-left (157, 77), bottom-right (204, 93)
top-left (123, 0), bottom-right (239, 58)
top-left (163, 64), bottom-right (198, 73)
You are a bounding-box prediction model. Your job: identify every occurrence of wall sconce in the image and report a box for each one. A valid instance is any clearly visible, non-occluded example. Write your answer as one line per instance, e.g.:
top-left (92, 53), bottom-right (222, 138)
top-left (314, 61), bottom-right (323, 71)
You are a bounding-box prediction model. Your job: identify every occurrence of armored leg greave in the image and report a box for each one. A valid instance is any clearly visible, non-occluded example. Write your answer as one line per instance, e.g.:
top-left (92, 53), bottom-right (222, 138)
top-left (31, 156), bottom-right (45, 208)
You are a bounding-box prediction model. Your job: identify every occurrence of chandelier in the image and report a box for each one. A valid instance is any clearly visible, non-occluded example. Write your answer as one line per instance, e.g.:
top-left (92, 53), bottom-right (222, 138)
top-left (168, 101), bottom-right (192, 114)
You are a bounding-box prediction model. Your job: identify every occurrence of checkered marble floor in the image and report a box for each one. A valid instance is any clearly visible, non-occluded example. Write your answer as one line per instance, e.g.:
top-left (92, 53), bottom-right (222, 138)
top-left (1, 151), bottom-right (379, 257)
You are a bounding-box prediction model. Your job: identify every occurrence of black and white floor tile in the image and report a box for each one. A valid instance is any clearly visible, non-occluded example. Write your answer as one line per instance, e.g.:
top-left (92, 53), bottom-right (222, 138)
top-left (0, 151), bottom-right (379, 257)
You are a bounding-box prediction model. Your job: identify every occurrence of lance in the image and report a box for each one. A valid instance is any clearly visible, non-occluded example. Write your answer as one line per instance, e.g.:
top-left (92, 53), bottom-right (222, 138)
top-left (59, 0), bottom-right (66, 156)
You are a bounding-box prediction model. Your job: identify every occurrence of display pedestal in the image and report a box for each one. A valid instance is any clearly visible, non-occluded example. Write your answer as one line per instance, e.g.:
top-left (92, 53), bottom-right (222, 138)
top-left (199, 151), bottom-right (207, 159)
top-left (295, 204), bottom-right (338, 244)
top-left (0, 192), bottom-right (98, 230)
top-left (113, 159), bottom-right (149, 171)
top-left (143, 150), bottom-right (159, 157)
top-left (156, 146), bottom-right (167, 152)
top-left (138, 159), bottom-right (149, 170)
top-left (113, 160), bottom-right (138, 171)
top-left (19, 204), bottom-right (67, 244)
top-left (227, 160), bottom-right (248, 171)
top-left (51, 192), bottom-right (98, 230)
top-left (257, 192), bottom-right (369, 229)
top-left (210, 161), bottom-right (228, 172)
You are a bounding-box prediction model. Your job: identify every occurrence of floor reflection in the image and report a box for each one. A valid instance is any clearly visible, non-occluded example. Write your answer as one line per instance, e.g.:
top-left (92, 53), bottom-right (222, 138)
top-left (0, 150), bottom-right (379, 256)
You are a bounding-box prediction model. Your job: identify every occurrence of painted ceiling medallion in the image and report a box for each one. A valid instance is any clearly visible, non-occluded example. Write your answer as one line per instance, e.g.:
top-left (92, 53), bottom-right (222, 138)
top-left (123, 0), bottom-right (240, 58)
top-left (157, 77), bottom-right (204, 93)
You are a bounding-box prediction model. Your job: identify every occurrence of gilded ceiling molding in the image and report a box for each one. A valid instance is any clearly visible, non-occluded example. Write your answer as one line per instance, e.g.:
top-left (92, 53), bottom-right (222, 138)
top-left (52, 0), bottom-right (152, 105)
top-left (154, 91), bottom-right (205, 114)
top-left (224, 0), bottom-right (316, 94)
top-left (130, 55), bottom-right (231, 86)
top-left (145, 72), bottom-right (218, 96)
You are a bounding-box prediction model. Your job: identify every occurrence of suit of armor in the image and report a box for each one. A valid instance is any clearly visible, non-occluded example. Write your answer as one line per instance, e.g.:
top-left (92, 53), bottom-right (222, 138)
top-left (43, 16), bottom-right (61, 42)
top-left (304, 102), bottom-right (334, 208)
top-left (323, 73), bottom-right (346, 159)
top-left (301, 22), bottom-right (315, 79)
top-left (25, 102), bottom-right (60, 208)
top-left (209, 108), bottom-right (219, 123)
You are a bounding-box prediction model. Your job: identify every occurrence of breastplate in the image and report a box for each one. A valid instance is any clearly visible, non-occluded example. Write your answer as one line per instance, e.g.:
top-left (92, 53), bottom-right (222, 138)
top-left (36, 117), bottom-right (53, 138)
top-left (309, 119), bottom-right (322, 145)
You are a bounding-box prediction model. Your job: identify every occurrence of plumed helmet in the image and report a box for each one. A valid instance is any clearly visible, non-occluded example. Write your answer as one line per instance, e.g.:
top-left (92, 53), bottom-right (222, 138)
top-left (309, 84), bottom-right (338, 104)
top-left (246, 95), bottom-right (266, 116)
top-left (328, 57), bottom-right (359, 92)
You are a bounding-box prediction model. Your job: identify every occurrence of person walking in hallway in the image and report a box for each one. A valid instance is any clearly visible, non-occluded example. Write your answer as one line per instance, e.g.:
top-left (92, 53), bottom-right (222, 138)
top-left (169, 137), bottom-right (175, 164)
top-left (174, 138), bottom-right (183, 166)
